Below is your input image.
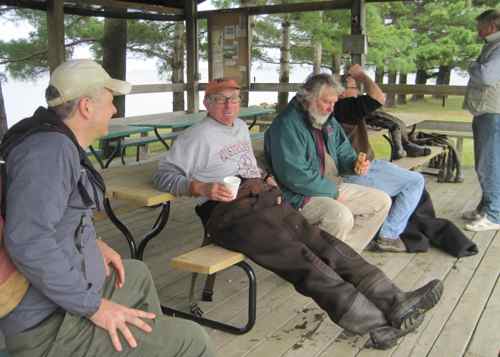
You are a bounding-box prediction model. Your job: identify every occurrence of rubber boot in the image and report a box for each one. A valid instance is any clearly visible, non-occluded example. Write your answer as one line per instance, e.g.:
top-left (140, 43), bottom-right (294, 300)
top-left (337, 290), bottom-right (424, 350)
top-left (403, 138), bottom-right (431, 157)
top-left (358, 274), bottom-right (443, 330)
top-left (312, 234), bottom-right (443, 332)
top-left (389, 127), bottom-right (407, 160)
top-left (366, 314), bottom-right (424, 350)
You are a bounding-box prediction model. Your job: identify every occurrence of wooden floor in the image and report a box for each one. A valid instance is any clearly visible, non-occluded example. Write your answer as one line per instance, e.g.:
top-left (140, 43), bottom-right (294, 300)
top-left (90, 167), bottom-right (499, 357)
top-left (1, 168), bottom-right (498, 357)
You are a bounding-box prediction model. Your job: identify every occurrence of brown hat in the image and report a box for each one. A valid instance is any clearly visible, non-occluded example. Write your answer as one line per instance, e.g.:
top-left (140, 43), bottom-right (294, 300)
top-left (205, 78), bottom-right (240, 96)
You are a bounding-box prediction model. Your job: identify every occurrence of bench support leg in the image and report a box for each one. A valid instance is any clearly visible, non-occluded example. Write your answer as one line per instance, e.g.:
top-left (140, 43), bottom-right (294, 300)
top-left (154, 128), bottom-right (170, 150)
top-left (162, 261), bottom-right (257, 335)
top-left (104, 141), bottom-right (123, 168)
top-left (103, 200), bottom-right (171, 260)
top-left (104, 198), bottom-right (137, 259)
top-left (88, 145), bottom-right (105, 169)
top-left (137, 202), bottom-right (171, 260)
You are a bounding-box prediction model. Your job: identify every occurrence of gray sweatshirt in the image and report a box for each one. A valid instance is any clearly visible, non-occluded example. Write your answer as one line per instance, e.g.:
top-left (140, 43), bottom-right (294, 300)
top-left (0, 132), bottom-right (105, 336)
top-left (153, 116), bottom-right (261, 197)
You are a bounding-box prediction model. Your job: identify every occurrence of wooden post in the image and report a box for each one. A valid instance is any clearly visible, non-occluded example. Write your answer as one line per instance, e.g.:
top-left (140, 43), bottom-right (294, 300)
top-left (350, 0), bottom-right (365, 67)
top-left (185, 0), bottom-right (199, 113)
top-left (47, 0), bottom-right (65, 73)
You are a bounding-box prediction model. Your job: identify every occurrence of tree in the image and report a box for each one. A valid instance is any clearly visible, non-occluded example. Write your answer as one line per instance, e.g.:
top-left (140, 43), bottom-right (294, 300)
top-left (102, 18), bottom-right (127, 117)
top-left (0, 73), bottom-right (8, 139)
top-left (0, 8), bottom-right (183, 111)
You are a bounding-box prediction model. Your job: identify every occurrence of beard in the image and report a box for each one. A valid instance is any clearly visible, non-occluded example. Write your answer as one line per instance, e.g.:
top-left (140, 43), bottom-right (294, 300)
top-left (308, 106), bottom-right (331, 128)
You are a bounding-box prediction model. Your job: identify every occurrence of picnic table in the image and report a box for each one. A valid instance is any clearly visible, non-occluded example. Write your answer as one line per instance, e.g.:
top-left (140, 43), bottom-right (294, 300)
top-left (124, 106), bottom-right (275, 149)
top-left (101, 159), bottom-right (257, 334)
top-left (88, 123), bottom-right (154, 168)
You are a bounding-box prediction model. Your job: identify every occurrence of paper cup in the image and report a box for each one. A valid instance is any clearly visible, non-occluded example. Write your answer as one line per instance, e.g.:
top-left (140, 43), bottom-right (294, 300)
top-left (223, 176), bottom-right (241, 199)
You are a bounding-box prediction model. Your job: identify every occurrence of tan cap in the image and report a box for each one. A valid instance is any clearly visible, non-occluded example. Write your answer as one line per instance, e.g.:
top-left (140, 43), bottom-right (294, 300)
top-left (205, 78), bottom-right (240, 96)
top-left (47, 59), bottom-right (132, 107)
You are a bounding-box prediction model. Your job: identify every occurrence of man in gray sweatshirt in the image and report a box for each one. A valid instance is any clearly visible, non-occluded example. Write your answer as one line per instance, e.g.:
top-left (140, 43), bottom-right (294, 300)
top-left (153, 78), bottom-right (444, 350)
top-left (0, 59), bottom-right (214, 357)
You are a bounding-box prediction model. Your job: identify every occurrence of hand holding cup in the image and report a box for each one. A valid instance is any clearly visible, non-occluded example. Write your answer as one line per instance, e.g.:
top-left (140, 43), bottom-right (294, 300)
top-left (223, 176), bottom-right (241, 200)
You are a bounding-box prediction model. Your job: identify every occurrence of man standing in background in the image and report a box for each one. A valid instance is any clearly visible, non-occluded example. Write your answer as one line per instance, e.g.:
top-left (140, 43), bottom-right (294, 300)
top-left (463, 9), bottom-right (500, 232)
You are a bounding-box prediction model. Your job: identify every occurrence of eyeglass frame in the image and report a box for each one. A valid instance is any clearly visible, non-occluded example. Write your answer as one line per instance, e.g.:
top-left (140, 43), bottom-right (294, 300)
top-left (208, 94), bottom-right (242, 105)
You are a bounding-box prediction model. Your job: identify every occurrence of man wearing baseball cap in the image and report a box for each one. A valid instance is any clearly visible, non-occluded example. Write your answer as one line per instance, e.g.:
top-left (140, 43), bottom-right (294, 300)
top-left (0, 59), bottom-right (214, 357)
top-left (154, 78), bottom-right (443, 350)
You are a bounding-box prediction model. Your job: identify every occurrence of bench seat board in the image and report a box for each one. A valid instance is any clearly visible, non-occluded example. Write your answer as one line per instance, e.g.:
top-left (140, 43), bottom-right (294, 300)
top-left (170, 244), bottom-right (245, 274)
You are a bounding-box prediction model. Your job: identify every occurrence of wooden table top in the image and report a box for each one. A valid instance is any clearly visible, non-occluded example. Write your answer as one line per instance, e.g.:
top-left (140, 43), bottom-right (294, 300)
top-left (102, 161), bottom-right (175, 207)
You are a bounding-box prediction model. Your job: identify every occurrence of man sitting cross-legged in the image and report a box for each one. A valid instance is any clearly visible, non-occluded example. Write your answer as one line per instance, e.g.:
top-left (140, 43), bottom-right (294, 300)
top-left (153, 78), bottom-right (444, 350)
top-left (334, 65), bottom-right (425, 253)
top-left (264, 72), bottom-right (391, 248)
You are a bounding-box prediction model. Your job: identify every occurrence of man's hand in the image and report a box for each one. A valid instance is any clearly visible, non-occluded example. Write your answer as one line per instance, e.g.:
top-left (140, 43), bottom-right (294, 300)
top-left (190, 180), bottom-right (235, 202)
top-left (347, 64), bottom-right (386, 105)
top-left (89, 298), bottom-right (156, 352)
top-left (264, 175), bottom-right (278, 187)
top-left (348, 64), bottom-right (367, 81)
top-left (355, 158), bottom-right (370, 176)
top-left (97, 240), bottom-right (125, 289)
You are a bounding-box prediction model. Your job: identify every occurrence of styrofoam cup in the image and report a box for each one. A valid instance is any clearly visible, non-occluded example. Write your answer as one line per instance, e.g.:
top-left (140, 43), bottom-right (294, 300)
top-left (223, 176), bottom-right (241, 199)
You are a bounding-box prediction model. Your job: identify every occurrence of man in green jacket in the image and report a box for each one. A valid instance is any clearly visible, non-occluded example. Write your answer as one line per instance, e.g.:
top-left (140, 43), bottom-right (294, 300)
top-left (265, 72), bottom-right (391, 245)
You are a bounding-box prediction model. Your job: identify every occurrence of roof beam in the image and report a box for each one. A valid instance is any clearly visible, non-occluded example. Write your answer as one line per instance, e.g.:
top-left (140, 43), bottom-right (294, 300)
top-left (0, 0), bottom-right (184, 20)
top-left (198, 0), bottom-right (402, 18)
top-left (72, 0), bottom-right (183, 15)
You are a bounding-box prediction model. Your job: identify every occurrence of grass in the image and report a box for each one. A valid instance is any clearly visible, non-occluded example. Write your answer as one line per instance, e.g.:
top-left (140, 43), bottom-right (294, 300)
top-left (371, 95), bottom-right (475, 167)
top-left (89, 95), bottom-right (476, 168)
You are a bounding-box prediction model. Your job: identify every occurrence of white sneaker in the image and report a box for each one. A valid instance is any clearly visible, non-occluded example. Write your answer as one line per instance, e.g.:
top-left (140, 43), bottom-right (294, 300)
top-left (464, 216), bottom-right (500, 232)
top-left (462, 209), bottom-right (484, 221)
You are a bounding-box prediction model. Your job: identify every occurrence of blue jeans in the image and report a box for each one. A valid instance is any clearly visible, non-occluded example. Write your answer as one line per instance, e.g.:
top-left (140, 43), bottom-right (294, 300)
top-left (472, 113), bottom-right (500, 224)
top-left (344, 160), bottom-right (424, 238)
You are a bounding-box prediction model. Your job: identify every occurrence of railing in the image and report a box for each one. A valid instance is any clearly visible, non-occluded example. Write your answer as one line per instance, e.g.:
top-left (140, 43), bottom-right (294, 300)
top-left (129, 83), bottom-right (467, 96)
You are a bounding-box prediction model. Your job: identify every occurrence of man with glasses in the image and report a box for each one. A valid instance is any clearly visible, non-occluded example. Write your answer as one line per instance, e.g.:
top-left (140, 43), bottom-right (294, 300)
top-left (154, 78), bottom-right (443, 350)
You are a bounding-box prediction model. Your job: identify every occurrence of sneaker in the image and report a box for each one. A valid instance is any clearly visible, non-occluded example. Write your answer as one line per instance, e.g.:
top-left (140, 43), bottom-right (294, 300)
top-left (374, 237), bottom-right (407, 253)
top-left (465, 216), bottom-right (500, 232)
top-left (462, 209), bottom-right (484, 221)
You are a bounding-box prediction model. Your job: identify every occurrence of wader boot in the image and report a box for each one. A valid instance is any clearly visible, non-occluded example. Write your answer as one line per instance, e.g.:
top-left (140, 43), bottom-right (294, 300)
top-left (313, 233), bottom-right (443, 331)
top-left (389, 127), bottom-right (407, 160)
top-left (403, 137), bottom-right (431, 157)
top-left (205, 187), bottom-right (430, 349)
top-left (357, 271), bottom-right (443, 330)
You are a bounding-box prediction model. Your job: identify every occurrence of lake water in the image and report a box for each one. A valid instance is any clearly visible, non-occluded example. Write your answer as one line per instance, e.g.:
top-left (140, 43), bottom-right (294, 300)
top-left (1, 57), bottom-right (470, 127)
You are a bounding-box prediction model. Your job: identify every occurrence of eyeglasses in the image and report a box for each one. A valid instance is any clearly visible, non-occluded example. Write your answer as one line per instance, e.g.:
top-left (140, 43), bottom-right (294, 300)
top-left (209, 95), bottom-right (241, 105)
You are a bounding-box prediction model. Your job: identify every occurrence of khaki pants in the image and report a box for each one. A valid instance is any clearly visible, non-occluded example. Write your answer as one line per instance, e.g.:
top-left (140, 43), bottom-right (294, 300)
top-left (5, 260), bottom-right (214, 357)
top-left (301, 183), bottom-right (391, 244)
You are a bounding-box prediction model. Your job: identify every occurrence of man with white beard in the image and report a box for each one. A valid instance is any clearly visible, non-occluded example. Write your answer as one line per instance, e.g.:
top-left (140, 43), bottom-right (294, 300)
top-left (265, 72), bottom-right (391, 243)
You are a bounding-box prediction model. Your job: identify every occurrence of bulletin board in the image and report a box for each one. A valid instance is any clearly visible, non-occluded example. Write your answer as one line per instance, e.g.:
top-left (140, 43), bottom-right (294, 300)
top-left (207, 12), bottom-right (251, 92)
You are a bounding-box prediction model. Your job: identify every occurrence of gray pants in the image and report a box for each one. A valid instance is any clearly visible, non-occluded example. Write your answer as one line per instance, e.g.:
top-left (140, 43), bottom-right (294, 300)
top-left (5, 260), bottom-right (215, 357)
top-left (301, 183), bottom-right (391, 246)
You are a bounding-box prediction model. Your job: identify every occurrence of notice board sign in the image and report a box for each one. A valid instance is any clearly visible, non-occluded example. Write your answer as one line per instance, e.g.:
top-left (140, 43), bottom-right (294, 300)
top-left (207, 12), bottom-right (250, 94)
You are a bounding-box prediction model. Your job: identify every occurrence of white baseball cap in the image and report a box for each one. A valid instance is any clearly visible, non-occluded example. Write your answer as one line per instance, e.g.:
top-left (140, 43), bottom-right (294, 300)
top-left (47, 59), bottom-right (132, 107)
